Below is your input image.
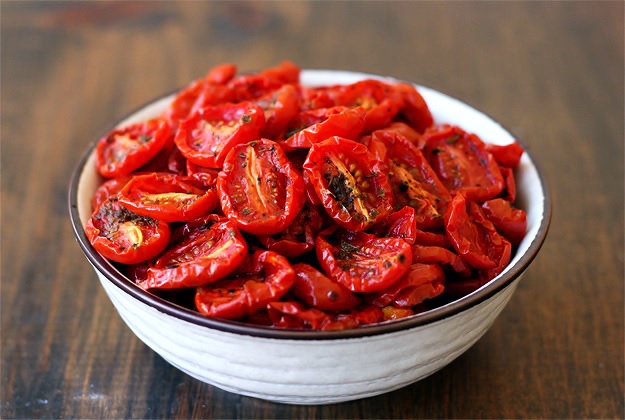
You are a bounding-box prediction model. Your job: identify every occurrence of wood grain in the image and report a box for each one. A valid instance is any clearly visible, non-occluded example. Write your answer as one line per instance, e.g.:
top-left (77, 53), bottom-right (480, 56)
top-left (1, 1), bottom-right (623, 418)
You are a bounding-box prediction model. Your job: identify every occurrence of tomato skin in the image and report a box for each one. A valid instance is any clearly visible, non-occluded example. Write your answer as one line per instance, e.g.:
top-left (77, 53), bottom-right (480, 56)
top-left (486, 142), bottom-right (524, 168)
top-left (315, 227), bottom-right (413, 293)
top-left (174, 102), bottom-right (266, 168)
top-left (282, 106), bottom-right (366, 151)
top-left (303, 136), bottom-right (395, 232)
top-left (256, 202), bottom-right (324, 257)
top-left (95, 118), bottom-right (172, 178)
top-left (195, 250), bottom-right (295, 319)
top-left (291, 263), bottom-right (361, 311)
top-left (393, 82), bottom-right (434, 134)
top-left (86, 197), bottom-right (171, 265)
top-left (217, 139), bottom-right (306, 235)
top-left (255, 84), bottom-right (300, 139)
top-left (371, 128), bottom-right (451, 229)
top-left (117, 172), bottom-right (218, 223)
top-left (267, 301), bottom-right (331, 330)
top-left (423, 125), bottom-right (504, 202)
top-left (444, 193), bottom-right (511, 271)
top-left (368, 263), bottom-right (445, 308)
top-left (412, 244), bottom-right (472, 276)
top-left (481, 198), bottom-right (527, 246)
top-left (91, 176), bottom-right (132, 211)
top-left (330, 79), bottom-right (404, 133)
top-left (141, 214), bottom-right (248, 290)
top-left (369, 206), bottom-right (418, 244)
top-left (499, 166), bottom-right (517, 202)
top-left (204, 62), bottom-right (237, 85)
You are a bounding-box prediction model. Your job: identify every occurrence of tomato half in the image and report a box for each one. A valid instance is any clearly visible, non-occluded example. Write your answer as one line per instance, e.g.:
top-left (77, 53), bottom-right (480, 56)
top-left (282, 106), bottom-right (366, 151)
top-left (291, 263), bottom-right (361, 311)
top-left (195, 250), bottom-right (295, 319)
top-left (481, 198), bottom-right (527, 246)
top-left (368, 263), bottom-right (445, 308)
top-left (217, 139), bottom-right (305, 235)
top-left (254, 83), bottom-right (300, 139)
top-left (85, 197), bottom-right (171, 265)
top-left (393, 82), bottom-right (434, 134)
top-left (117, 172), bottom-right (218, 223)
top-left (486, 142), bottom-right (524, 168)
top-left (256, 202), bottom-right (324, 257)
top-left (316, 228), bottom-right (412, 293)
top-left (423, 125), bottom-right (504, 202)
top-left (95, 117), bottom-right (172, 178)
top-left (303, 136), bottom-right (394, 231)
top-left (444, 193), bottom-right (511, 271)
top-left (91, 176), bottom-right (132, 211)
top-left (174, 102), bottom-right (265, 168)
top-left (412, 244), bottom-right (472, 276)
top-left (369, 206), bottom-right (418, 245)
top-left (141, 214), bottom-right (248, 290)
top-left (330, 79), bottom-right (404, 133)
top-left (372, 128), bottom-right (451, 229)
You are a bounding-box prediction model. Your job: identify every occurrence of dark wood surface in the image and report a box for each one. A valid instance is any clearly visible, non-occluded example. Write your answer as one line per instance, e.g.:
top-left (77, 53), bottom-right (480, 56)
top-left (2, 1), bottom-right (623, 418)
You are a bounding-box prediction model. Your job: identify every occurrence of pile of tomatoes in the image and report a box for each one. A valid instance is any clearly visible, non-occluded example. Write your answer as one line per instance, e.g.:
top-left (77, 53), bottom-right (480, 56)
top-left (86, 61), bottom-right (527, 330)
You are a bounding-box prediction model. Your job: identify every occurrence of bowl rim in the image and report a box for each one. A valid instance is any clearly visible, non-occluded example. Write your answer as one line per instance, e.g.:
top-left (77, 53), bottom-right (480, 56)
top-left (68, 70), bottom-right (552, 340)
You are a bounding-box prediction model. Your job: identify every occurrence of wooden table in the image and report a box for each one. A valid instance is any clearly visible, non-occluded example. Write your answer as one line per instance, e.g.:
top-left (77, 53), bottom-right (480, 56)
top-left (2, 2), bottom-right (623, 418)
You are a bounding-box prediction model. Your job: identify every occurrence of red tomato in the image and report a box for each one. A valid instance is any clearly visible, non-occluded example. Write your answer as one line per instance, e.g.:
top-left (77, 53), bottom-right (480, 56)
top-left (204, 62), bottom-right (237, 85)
top-left (499, 166), bottom-right (517, 202)
top-left (481, 198), bottom-right (527, 246)
top-left (95, 118), bottom-right (172, 178)
top-left (267, 301), bottom-right (331, 330)
top-left (174, 102), bottom-right (266, 168)
top-left (444, 193), bottom-right (511, 271)
top-left (195, 250), bottom-right (295, 319)
top-left (85, 197), bottom-right (171, 265)
top-left (255, 84), bottom-right (300, 139)
top-left (91, 176), bottom-right (132, 211)
top-left (165, 79), bottom-right (234, 124)
top-left (331, 79), bottom-right (404, 133)
top-left (412, 244), bottom-right (472, 276)
top-left (368, 263), bottom-right (445, 308)
top-left (393, 82), bottom-right (434, 134)
top-left (303, 136), bottom-right (394, 231)
top-left (371, 128), bottom-right (452, 229)
top-left (256, 202), bottom-right (324, 257)
top-left (486, 142), bottom-right (524, 168)
top-left (117, 172), bottom-right (218, 223)
top-left (227, 61), bottom-right (300, 102)
top-left (291, 263), bottom-right (361, 311)
top-left (315, 228), bottom-right (412, 293)
top-left (423, 125), bottom-right (504, 202)
top-left (413, 228), bottom-right (452, 248)
top-left (217, 139), bottom-right (306, 235)
top-left (141, 214), bottom-right (248, 290)
top-left (282, 106), bottom-right (366, 151)
top-left (369, 206), bottom-right (418, 244)
top-left (319, 305), bottom-right (385, 331)
top-left (381, 305), bottom-right (414, 321)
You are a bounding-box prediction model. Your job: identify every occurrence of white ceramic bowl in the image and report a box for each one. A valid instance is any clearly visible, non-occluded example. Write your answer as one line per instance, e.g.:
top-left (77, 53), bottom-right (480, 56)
top-left (69, 70), bottom-right (551, 405)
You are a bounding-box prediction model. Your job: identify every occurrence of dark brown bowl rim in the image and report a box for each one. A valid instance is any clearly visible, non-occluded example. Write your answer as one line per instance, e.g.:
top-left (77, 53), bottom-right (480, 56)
top-left (68, 81), bottom-right (552, 341)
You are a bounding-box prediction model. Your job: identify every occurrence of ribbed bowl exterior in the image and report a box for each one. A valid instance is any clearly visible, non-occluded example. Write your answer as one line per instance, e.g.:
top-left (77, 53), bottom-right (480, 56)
top-left (98, 268), bottom-right (521, 404)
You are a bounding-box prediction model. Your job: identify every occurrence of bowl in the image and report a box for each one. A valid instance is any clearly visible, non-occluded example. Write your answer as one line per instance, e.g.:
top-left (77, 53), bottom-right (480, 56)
top-left (68, 69), bottom-right (551, 405)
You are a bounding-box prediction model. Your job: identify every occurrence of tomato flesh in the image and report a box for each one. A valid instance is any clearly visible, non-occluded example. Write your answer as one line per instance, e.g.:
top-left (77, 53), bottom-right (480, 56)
top-left (303, 136), bottom-right (394, 231)
top-left (217, 139), bottom-right (305, 235)
top-left (174, 102), bottom-right (265, 168)
top-left (316, 228), bottom-right (412, 293)
top-left (141, 214), bottom-right (248, 290)
top-left (86, 197), bottom-right (170, 265)
top-left (117, 172), bottom-right (218, 222)
top-left (96, 118), bottom-right (172, 178)
top-left (195, 250), bottom-right (295, 319)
